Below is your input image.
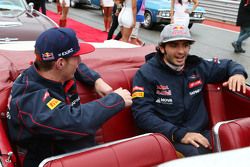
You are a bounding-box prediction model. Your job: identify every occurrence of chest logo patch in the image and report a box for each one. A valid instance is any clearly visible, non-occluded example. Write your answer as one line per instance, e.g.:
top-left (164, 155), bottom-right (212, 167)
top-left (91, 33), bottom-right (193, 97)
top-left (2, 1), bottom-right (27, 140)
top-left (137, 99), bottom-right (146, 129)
top-left (188, 79), bottom-right (202, 89)
top-left (156, 85), bottom-right (172, 96)
top-left (47, 98), bottom-right (61, 110)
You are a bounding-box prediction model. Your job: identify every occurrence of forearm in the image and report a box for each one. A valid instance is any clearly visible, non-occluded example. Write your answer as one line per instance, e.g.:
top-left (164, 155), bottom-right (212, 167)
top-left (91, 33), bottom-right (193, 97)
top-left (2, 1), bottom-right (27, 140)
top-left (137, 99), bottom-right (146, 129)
top-left (75, 63), bottom-right (101, 86)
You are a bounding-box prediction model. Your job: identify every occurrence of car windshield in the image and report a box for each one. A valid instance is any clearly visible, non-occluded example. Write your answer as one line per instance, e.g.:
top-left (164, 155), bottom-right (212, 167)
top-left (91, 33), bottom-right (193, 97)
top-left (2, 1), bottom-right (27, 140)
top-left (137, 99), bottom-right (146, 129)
top-left (0, 0), bottom-right (25, 12)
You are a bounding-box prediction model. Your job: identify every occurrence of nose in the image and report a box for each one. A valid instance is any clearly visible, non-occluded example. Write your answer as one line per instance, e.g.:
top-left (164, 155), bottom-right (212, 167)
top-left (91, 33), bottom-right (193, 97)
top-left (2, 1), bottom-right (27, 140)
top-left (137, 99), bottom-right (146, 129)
top-left (177, 45), bottom-right (186, 54)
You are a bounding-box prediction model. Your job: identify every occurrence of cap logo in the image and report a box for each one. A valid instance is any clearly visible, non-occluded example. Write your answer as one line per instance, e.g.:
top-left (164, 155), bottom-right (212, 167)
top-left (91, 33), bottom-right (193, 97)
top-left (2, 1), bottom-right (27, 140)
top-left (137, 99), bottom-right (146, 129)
top-left (172, 25), bottom-right (187, 36)
top-left (160, 24), bottom-right (194, 44)
top-left (58, 48), bottom-right (74, 57)
top-left (173, 25), bottom-right (184, 30)
top-left (172, 31), bottom-right (188, 36)
top-left (42, 52), bottom-right (55, 61)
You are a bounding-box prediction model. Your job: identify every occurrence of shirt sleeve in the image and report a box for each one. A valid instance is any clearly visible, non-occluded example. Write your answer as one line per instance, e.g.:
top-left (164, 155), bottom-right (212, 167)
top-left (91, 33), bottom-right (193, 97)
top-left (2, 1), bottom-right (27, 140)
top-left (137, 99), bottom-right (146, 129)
top-left (202, 58), bottom-right (248, 83)
top-left (10, 89), bottom-right (125, 141)
top-left (132, 70), bottom-right (184, 141)
top-left (74, 63), bottom-right (101, 86)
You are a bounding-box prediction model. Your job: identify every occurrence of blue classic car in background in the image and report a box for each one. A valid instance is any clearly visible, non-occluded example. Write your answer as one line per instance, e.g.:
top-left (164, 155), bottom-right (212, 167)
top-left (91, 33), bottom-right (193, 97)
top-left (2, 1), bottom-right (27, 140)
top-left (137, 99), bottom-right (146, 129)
top-left (144, 0), bottom-right (206, 29)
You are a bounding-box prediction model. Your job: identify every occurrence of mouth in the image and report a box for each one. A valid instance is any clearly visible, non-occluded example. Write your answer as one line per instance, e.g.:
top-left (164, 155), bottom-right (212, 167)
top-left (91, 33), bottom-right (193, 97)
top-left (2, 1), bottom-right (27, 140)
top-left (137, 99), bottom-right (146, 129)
top-left (175, 57), bottom-right (185, 64)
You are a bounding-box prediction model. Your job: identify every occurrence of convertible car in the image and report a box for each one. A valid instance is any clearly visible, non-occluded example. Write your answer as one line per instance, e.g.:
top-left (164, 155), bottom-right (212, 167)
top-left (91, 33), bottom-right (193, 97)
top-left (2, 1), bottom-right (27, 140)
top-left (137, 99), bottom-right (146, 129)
top-left (0, 41), bottom-right (250, 167)
top-left (0, 0), bottom-right (57, 42)
top-left (144, 0), bottom-right (206, 29)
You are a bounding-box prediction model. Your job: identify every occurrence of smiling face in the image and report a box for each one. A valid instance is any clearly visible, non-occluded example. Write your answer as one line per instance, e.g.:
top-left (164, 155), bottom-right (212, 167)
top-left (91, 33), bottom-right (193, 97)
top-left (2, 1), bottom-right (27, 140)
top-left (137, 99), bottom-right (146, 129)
top-left (160, 40), bottom-right (191, 67)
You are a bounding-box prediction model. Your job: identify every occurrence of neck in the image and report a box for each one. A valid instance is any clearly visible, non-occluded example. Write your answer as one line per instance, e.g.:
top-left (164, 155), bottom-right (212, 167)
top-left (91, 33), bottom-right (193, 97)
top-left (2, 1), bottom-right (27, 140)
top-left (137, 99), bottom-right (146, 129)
top-left (163, 58), bottom-right (184, 72)
top-left (37, 69), bottom-right (64, 84)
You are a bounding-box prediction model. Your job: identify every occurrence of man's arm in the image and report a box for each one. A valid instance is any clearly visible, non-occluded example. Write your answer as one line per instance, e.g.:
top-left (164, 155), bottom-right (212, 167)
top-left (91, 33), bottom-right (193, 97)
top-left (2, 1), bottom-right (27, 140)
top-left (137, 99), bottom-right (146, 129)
top-left (75, 63), bottom-right (113, 96)
top-left (95, 78), bottom-right (113, 97)
top-left (74, 63), bottom-right (101, 86)
top-left (203, 58), bottom-right (248, 91)
top-left (10, 89), bottom-right (127, 141)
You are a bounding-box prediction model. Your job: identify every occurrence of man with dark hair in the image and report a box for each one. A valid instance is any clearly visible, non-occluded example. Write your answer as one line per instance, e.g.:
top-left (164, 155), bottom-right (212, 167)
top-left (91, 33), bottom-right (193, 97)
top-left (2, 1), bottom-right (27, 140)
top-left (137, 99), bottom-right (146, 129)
top-left (132, 24), bottom-right (247, 157)
top-left (7, 27), bottom-right (132, 167)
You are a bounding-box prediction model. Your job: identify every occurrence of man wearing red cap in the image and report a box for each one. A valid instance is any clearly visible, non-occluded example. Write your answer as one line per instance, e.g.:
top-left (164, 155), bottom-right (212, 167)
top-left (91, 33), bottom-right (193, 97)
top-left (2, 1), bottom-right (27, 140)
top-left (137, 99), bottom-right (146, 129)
top-left (7, 27), bottom-right (132, 167)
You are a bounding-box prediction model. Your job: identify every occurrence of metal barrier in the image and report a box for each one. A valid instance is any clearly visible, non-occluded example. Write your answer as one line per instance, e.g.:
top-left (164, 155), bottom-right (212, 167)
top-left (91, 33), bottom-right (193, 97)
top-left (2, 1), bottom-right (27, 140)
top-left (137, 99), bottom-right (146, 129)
top-left (199, 0), bottom-right (240, 24)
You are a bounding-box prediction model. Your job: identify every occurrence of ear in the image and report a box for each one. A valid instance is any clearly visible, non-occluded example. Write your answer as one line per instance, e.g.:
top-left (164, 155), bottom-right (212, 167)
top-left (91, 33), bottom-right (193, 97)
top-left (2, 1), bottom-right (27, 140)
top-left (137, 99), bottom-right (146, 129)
top-left (159, 46), bottom-right (165, 54)
top-left (55, 58), bottom-right (65, 70)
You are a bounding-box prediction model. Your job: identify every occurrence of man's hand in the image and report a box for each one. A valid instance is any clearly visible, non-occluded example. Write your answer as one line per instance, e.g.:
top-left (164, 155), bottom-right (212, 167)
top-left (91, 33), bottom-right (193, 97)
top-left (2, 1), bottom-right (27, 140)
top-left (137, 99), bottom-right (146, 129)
top-left (181, 132), bottom-right (211, 149)
top-left (222, 74), bottom-right (246, 93)
top-left (95, 78), bottom-right (113, 97)
top-left (114, 88), bottom-right (132, 107)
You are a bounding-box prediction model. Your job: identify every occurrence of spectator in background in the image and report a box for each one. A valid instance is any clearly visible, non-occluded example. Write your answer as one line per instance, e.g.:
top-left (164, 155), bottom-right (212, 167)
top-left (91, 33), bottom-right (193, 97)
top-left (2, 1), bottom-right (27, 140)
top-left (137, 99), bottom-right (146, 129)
top-left (130, 0), bottom-right (145, 46)
top-left (101, 0), bottom-right (114, 32)
top-left (170, 0), bottom-right (199, 28)
top-left (59, 0), bottom-right (70, 27)
top-left (232, 0), bottom-right (250, 53)
top-left (118, 0), bottom-right (137, 42)
top-left (107, 0), bottom-right (122, 40)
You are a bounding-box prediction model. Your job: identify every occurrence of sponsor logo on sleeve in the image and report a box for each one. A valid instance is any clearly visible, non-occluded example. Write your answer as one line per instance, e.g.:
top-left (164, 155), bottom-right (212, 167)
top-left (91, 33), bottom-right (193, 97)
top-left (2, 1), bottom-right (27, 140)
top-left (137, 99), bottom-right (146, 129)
top-left (132, 86), bottom-right (144, 92)
top-left (47, 98), bottom-right (61, 110)
top-left (132, 92), bottom-right (144, 99)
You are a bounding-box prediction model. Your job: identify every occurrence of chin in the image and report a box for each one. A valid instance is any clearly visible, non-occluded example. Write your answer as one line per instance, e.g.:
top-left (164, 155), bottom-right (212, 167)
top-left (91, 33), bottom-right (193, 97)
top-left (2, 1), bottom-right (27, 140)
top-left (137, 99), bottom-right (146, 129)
top-left (175, 62), bottom-right (184, 66)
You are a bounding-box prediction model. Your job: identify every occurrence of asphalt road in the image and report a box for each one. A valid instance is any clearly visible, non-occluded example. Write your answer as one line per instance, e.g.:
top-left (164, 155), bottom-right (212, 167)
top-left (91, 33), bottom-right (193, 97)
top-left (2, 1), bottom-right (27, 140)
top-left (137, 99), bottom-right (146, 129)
top-left (46, 2), bottom-right (250, 82)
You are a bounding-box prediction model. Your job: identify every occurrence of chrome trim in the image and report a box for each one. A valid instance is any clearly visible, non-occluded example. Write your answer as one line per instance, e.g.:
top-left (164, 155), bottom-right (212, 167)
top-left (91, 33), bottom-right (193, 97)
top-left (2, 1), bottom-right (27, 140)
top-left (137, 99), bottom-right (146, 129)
top-left (213, 119), bottom-right (239, 152)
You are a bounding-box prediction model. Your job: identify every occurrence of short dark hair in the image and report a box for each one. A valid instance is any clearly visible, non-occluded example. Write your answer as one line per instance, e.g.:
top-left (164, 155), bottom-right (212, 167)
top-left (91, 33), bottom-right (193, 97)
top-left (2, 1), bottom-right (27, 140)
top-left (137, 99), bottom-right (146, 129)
top-left (34, 58), bottom-right (55, 71)
top-left (156, 41), bottom-right (194, 57)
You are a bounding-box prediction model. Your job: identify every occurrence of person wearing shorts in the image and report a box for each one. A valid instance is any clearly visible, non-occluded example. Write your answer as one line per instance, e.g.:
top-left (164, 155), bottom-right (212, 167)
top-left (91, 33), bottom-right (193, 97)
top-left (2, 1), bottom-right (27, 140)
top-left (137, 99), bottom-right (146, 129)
top-left (118, 0), bottom-right (136, 42)
top-left (130, 0), bottom-right (145, 46)
top-left (101, 0), bottom-right (114, 32)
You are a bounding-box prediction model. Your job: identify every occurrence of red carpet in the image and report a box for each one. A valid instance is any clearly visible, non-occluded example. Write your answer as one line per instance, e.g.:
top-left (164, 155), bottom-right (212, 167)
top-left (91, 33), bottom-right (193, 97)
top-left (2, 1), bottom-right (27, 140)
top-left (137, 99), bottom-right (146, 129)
top-left (203, 20), bottom-right (240, 32)
top-left (47, 10), bottom-right (108, 42)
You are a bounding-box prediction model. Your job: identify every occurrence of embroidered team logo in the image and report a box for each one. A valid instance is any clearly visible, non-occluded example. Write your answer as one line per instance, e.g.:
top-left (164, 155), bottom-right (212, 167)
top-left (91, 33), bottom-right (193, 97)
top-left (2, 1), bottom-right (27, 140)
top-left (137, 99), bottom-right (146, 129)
top-left (132, 92), bottom-right (144, 98)
top-left (42, 52), bottom-right (55, 61)
top-left (47, 98), bottom-right (61, 110)
top-left (156, 85), bottom-right (172, 96)
top-left (173, 25), bottom-right (184, 30)
top-left (188, 79), bottom-right (203, 89)
top-left (132, 86), bottom-right (144, 92)
top-left (132, 86), bottom-right (145, 99)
